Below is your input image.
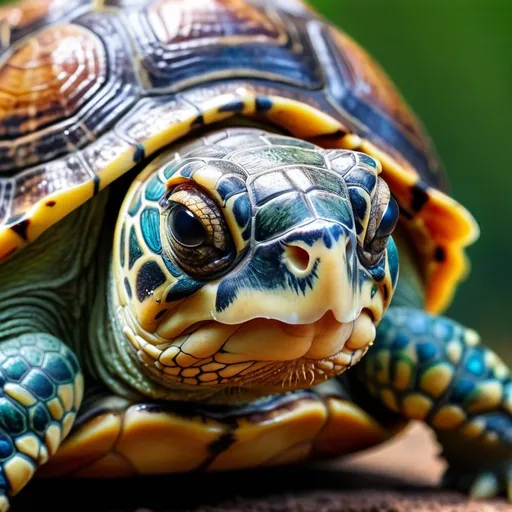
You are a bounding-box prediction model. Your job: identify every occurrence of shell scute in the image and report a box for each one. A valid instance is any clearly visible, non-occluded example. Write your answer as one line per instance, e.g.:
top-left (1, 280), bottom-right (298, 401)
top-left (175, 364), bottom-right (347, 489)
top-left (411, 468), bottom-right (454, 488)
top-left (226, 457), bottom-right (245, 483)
top-left (39, 392), bottom-right (393, 476)
top-left (126, 0), bottom-right (322, 91)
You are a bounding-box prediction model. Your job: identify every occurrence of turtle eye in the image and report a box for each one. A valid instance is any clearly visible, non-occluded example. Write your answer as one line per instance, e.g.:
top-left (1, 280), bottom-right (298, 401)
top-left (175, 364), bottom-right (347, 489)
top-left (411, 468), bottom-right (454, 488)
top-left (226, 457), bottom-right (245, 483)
top-left (169, 206), bottom-right (206, 248)
top-left (359, 195), bottom-right (399, 267)
top-left (375, 196), bottom-right (399, 238)
top-left (163, 184), bottom-right (235, 278)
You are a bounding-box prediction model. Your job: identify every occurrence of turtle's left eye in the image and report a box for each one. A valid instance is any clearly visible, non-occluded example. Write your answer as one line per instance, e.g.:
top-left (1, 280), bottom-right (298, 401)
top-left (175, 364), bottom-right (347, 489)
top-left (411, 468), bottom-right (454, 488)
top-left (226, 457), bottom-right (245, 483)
top-left (163, 184), bottom-right (235, 278)
top-left (169, 206), bottom-right (206, 248)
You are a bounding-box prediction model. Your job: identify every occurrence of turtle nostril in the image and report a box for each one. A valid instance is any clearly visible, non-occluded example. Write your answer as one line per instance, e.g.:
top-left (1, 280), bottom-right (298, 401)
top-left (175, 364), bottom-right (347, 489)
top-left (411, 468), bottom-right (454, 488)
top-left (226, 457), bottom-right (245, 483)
top-left (285, 245), bottom-right (310, 272)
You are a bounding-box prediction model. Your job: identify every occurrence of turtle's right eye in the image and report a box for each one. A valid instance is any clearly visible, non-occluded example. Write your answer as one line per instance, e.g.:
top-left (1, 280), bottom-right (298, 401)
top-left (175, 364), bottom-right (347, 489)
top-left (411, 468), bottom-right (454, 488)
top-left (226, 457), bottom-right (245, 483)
top-left (359, 194), bottom-right (399, 267)
top-left (163, 184), bottom-right (236, 279)
top-left (375, 196), bottom-right (399, 238)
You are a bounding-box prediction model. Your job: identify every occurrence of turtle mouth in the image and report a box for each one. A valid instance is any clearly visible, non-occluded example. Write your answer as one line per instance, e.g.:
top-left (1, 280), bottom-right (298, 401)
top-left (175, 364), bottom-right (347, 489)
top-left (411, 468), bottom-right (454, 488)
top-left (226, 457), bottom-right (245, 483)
top-left (121, 308), bottom-right (376, 400)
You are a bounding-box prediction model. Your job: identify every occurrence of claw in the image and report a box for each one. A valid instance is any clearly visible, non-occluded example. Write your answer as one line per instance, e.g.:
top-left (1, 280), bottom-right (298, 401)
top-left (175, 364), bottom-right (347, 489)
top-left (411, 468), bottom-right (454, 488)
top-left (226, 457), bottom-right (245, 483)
top-left (469, 473), bottom-right (499, 499)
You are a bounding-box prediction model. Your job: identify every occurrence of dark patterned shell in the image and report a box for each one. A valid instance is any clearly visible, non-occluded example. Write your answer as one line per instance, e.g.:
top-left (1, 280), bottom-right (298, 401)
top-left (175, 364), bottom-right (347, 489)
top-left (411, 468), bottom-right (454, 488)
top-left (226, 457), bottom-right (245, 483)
top-left (0, 0), bottom-right (477, 313)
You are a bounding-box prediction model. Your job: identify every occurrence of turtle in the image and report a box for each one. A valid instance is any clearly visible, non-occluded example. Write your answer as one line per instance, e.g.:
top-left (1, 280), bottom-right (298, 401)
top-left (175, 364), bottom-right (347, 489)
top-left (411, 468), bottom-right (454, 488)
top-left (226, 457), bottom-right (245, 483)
top-left (0, 0), bottom-right (509, 509)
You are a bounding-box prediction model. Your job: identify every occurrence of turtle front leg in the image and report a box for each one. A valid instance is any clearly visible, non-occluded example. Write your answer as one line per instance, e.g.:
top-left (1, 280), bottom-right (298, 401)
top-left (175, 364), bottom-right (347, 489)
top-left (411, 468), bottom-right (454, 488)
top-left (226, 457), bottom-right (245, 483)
top-left (0, 333), bottom-right (82, 510)
top-left (358, 307), bottom-right (511, 500)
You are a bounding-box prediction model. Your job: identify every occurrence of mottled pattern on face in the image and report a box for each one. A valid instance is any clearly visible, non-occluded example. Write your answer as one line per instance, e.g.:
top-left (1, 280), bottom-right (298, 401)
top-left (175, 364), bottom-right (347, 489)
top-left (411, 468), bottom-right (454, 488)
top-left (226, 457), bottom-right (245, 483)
top-left (115, 128), bottom-right (398, 322)
top-left (112, 128), bottom-right (399, 395)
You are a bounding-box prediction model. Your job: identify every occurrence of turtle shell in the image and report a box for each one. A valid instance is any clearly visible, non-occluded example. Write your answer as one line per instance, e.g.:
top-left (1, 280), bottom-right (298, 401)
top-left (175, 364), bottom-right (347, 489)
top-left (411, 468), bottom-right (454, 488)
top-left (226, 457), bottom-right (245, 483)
top-left (0, 0), bottom-right (477, 313)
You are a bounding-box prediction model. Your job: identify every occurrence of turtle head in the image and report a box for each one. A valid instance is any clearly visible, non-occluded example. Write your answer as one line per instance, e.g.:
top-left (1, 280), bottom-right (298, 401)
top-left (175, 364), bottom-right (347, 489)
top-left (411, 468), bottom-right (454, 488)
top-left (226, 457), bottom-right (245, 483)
top-left (113, 131), bottom-right (399, 402)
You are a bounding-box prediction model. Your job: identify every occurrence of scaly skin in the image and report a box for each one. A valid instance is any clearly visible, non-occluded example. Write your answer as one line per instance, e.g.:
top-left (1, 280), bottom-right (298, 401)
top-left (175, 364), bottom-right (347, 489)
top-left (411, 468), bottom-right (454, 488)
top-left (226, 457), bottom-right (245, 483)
top-left (359, 307), bottom-right (512, 500)
top-left (0, 193), bottom-right (108, 509)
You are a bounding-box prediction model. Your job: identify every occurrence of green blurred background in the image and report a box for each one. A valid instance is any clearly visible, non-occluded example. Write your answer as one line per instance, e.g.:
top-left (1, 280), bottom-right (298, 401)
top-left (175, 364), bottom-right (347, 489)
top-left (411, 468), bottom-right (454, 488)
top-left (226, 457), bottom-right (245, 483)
top-left (310, 0), bottom-right (511, 364)
top-left (1, 0), bottom-right (510, 364)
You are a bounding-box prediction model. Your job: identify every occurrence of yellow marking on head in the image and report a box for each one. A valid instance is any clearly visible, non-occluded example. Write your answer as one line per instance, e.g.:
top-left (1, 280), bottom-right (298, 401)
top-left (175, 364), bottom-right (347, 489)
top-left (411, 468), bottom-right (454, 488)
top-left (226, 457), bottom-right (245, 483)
top-left (57, 384), bottom-right (74, 412)
top-left (431, 405), bottom-right (466, 429)
top-left (218, 361), bottom-right (252, 378)
top-left (201, 362), bottom-right (225, 372)
top-left (3, 384), bottom-right (36, 407)
top-left (187, 166), bottom-right (224, 193)
top-left (14, 435), bottom-right (40, 460)
top-left (163, 366), bottom-right (181, 376)
top-left (4, 456), bottom-right (34, 494)
top-left (175, 352), bottom-right (199, 368)
top-left (139, 341), bottom-right (162, 360)
top-left (159, 346), bottom-right (181, 365)
top-left (393, 361), bottom-right (412, 390)
top-left (221, 193), bottom-right (251, 252)
top-left (419, 363), bottom-right (453, 398)
top-left (402, 394), bottom-right (433, 420)
top-left (180, 323), bottom-right (238, 359)
top-left (123, 326), bottom-right (141, 350)
top-left (47, 397), bottom-right (64, 421)
top-left (181, 368), bottom-right (200, 378)
top-left (467, 381), bottom-right (502, 413)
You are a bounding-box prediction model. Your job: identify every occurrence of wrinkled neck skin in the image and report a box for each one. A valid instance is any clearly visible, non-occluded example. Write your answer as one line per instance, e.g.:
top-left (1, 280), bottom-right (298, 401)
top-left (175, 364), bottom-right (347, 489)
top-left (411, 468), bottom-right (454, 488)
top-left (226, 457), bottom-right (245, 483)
top-left (0, 192), bottom-right (109, 359)
top-left (90, 127), bottom-right (409, 405)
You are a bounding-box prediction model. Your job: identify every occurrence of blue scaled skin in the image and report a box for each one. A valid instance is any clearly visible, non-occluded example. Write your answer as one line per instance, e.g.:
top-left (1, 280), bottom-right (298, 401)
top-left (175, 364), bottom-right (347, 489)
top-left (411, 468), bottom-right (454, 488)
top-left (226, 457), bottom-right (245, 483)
top-left (358, 307), bottom-right (511, 499)
top-left (0, 335), bottom-right (82, 504)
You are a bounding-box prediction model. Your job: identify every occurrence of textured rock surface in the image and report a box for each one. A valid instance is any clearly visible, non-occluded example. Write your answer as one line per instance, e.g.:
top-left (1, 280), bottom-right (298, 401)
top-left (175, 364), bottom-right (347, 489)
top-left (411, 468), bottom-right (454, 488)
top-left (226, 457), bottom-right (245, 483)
top-left (12, 423), bottom-right (512, 511)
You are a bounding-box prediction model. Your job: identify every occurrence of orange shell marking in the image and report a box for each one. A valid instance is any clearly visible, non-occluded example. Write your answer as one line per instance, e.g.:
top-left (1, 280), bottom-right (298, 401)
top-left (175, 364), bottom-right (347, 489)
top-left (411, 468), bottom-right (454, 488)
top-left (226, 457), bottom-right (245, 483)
top-left (0, 24), bottom-right (106, 138)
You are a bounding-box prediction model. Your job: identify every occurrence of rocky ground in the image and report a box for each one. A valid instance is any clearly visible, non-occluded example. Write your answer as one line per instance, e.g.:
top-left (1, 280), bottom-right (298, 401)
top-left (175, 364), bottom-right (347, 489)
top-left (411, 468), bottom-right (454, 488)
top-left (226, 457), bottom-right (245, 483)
top-left (12, 423), bottom-right (512, 511)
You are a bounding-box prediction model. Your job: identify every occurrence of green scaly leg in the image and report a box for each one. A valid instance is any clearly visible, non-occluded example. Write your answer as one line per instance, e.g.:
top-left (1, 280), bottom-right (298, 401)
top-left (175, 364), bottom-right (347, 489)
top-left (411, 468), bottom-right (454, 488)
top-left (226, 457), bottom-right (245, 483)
top-left (0, 334), bottom-right (82, 510)
top-left (358, 307), bottom-right (511, 500)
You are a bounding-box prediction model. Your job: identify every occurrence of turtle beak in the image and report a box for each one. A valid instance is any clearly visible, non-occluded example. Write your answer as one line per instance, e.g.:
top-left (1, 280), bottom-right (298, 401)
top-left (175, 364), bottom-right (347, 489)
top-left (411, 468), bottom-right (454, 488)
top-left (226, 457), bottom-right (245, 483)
top-left (211, 221), bottom-right (362, 327)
